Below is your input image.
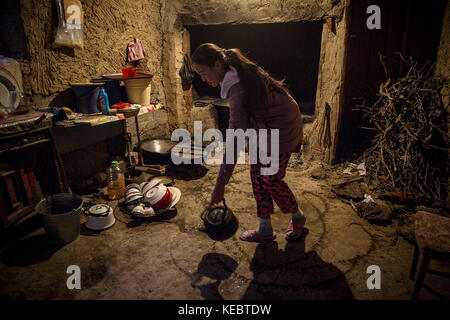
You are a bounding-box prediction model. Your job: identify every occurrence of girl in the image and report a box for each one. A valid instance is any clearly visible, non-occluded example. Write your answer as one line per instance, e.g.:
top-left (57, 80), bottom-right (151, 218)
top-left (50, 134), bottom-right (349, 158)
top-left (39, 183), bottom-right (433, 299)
top-left (191, 43), bottom-right (306, 242)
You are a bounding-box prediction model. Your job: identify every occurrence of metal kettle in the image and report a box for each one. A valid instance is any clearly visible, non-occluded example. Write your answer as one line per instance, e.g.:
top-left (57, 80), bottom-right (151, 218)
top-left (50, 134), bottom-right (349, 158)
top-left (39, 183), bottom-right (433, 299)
top-left (200, 199), bottom-right (235, 233)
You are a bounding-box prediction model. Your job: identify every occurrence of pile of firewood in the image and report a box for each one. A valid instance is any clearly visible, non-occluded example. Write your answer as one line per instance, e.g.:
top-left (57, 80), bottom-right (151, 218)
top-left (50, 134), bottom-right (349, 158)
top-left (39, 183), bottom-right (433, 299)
top-left (359, 56), bottom-right (448, 201)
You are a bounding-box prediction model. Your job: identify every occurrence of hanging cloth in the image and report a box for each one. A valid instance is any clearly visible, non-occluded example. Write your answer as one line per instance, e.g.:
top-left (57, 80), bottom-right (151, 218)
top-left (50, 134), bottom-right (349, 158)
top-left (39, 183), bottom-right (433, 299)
top-left (127, 38), bottom-right (146, 63)
top-left (178, 54), bottom-right (195, 91)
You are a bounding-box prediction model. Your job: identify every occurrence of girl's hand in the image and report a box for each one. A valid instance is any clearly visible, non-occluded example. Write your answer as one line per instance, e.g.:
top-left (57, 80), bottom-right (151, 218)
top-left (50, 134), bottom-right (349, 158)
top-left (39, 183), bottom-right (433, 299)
top-left (210, 184), bottom-right (225, 205)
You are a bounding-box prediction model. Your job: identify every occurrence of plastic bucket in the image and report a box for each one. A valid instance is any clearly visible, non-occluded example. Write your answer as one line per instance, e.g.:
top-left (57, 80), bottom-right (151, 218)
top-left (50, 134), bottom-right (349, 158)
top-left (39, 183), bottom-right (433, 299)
top-left (71, 84), bottom-right (101, 114)
top-left (36, 193), bottom-right (83, 244)
top-left (124, 78), bottom-right (152, 105)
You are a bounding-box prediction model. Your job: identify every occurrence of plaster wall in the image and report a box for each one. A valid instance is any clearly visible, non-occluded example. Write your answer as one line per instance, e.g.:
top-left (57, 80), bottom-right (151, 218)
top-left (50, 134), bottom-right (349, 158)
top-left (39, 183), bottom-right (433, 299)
top-left (20, 0), bottom-right (165, 108)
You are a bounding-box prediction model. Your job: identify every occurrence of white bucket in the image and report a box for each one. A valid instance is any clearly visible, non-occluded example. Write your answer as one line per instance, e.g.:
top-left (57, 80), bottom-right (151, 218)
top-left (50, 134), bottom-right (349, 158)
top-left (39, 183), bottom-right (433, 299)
top-left (124, 78), bottom-right (152, 105)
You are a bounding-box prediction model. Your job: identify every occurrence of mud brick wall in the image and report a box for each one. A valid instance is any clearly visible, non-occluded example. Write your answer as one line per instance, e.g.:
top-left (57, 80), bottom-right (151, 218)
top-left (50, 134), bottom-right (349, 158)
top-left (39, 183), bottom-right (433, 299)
top-left (125, 108), bottom-right (171, 145)
top-left (19, 0), bottom-right (165, 110)
top-left (435, 1), bottom-right (450, 79)
top-left (435, 1), bottom-right (450, 207)
top-left (20, 0), bottom-right (170, 168)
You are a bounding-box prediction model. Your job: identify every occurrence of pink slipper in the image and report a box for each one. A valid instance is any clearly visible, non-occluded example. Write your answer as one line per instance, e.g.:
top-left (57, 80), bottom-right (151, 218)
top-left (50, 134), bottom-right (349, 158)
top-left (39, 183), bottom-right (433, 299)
top-left (285, 221), bottom-right (305, 240)
top-left (240, 230), bottom-right (276, 242)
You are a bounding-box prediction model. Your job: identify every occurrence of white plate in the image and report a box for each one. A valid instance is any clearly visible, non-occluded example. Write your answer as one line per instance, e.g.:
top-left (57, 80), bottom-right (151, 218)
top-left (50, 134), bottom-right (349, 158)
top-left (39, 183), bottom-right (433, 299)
top-left (125, 183), bottom-right (141, 192)
top-left (168, 187), bottom-right (181, 208)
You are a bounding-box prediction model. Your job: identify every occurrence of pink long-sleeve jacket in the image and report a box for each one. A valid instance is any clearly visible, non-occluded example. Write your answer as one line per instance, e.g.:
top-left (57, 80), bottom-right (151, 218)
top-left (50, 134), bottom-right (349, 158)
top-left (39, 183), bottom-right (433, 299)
top-left (216, 68), bottom-right (303, 188)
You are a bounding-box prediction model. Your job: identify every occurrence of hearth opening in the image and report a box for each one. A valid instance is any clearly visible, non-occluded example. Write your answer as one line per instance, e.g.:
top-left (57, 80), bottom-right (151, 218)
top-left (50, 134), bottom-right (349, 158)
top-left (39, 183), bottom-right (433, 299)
top-left (187, 21), bottom-right (323, 117)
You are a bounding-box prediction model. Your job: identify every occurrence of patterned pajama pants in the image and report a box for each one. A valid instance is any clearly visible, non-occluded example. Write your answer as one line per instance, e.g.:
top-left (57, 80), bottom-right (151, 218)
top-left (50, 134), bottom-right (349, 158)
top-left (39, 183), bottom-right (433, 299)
top-left (250, 151), bottom-right (298, 218)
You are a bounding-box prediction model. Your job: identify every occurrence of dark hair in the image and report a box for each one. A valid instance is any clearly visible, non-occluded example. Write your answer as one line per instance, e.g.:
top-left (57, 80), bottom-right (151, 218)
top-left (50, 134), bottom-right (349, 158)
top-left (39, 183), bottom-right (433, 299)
top-left (191, 43), bottom-right (290, 116)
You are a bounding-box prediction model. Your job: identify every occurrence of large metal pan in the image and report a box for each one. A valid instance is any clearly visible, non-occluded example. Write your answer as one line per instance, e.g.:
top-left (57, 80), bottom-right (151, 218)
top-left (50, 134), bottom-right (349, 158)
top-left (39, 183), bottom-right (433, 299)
top-left (141, 139), bottom-right (177, 165)
top-left (141, 138), bottom-right (204, 165)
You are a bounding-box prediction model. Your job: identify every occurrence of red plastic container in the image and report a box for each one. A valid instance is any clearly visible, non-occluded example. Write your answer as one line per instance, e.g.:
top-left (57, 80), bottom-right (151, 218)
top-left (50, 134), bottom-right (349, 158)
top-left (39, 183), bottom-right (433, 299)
top-left (121, 67), bottom-right (151, 78)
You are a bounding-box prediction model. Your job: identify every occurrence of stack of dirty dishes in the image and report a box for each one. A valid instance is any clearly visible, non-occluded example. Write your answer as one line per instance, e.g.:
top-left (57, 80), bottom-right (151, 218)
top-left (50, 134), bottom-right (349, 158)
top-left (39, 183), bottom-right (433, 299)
top-left (124, 178), bottom-right (181, 218)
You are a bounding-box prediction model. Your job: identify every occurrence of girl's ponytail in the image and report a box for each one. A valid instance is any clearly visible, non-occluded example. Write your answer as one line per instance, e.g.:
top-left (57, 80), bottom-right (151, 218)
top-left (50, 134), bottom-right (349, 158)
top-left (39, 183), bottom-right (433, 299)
top-left (224, 49), bottom-right (238, 66)
top-left (192, 43), bottom-right (290, 116)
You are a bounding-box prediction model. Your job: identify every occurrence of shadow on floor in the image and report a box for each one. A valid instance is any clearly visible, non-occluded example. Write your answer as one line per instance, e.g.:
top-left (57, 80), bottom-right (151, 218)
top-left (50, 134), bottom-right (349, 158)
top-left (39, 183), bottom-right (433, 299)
top-left (0, 233), bottom-right (65, 267)
top-left (79, 221), bottom-right (116, 236)
top-left (241, 229), bottom-right (355, 300)
top-left (191, 253), bottom-right (238, 300)
top-left (199, 215), bottom-right (239, 241)
top-left (0, 214), bottom-right (43, 249)
top-left (166, 164), bottom-right (209, 181)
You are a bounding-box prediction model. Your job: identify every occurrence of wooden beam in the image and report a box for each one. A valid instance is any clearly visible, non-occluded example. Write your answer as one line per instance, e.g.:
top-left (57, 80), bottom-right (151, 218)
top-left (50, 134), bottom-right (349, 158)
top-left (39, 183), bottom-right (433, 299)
top-left (330, 0), bottom-right (351, 164)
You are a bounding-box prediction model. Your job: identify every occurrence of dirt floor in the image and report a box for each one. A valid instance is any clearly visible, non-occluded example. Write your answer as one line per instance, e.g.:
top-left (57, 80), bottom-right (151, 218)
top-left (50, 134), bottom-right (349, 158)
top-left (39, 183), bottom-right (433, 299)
top-left (0, 158), bottom-right (449, 300)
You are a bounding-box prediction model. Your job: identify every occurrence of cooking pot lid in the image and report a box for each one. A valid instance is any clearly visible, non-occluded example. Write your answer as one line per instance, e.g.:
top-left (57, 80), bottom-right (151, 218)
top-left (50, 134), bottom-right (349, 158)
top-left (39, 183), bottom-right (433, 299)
top-left (206, 207), bottom-right (228, 225)
top-left (89, 204), bottom-right (111, 216)
top-left (141, 139), bottom-right (177, 155)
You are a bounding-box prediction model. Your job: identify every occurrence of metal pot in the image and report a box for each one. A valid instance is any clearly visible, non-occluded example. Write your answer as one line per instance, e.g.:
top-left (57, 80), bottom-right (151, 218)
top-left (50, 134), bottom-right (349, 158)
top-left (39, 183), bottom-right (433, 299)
top-left (141, 139), bottom-right (177, 165)
top-left (200, 199), bottom-right (236, 234)
top-left (36, 193), bottom-right (83, 244)
top-left (84, 204), bottom-right (115, 231)
top-left (141, 138), bottom-right (204, 165)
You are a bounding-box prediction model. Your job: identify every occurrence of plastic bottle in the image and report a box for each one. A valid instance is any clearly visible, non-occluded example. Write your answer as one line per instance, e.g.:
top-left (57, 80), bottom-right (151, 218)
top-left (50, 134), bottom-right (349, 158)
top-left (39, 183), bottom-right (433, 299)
top-left (99, 87), bottom-right (110, 115)
top-left (106, 161), bottom-right (125, 200)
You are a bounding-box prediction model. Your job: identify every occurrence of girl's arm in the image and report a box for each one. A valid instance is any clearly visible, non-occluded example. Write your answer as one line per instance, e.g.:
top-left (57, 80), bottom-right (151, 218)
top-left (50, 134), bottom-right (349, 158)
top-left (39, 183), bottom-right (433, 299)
top-left (215, 82), bottom-right (250, 190)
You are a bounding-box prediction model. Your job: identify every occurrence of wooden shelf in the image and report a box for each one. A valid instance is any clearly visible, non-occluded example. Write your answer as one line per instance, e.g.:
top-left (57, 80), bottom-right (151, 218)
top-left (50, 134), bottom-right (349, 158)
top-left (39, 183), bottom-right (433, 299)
top-left (0, 204), bottom-right (34, 228)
